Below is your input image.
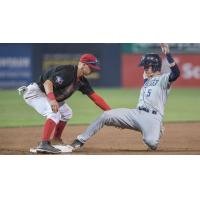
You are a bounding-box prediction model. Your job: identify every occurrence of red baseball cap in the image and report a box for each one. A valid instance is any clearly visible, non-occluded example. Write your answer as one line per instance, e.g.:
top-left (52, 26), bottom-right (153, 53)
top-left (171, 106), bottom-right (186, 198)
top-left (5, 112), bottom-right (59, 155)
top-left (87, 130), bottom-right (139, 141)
top-left (80, 54), bottom-right (101, 71)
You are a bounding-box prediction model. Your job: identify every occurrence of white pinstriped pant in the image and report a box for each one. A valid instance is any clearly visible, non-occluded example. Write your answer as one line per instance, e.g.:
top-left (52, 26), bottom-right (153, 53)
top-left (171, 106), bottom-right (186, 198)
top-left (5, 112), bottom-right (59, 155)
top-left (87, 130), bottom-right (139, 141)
top-left (22, 83), bottom-right (72, 124)
top-left (77, 108), bottom-right (163, 149)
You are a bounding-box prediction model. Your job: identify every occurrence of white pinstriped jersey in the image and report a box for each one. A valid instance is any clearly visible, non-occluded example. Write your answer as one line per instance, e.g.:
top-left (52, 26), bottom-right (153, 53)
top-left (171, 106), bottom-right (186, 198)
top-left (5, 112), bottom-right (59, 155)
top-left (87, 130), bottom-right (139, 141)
top-left (137, 73), bottom-right (171, 117)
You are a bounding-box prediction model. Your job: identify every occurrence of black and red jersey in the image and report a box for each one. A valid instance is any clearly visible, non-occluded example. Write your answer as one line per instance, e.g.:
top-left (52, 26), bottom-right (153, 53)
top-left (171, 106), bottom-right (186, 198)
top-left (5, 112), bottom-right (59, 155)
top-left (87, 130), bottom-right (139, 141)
top-left (37, 65), bottom-right (94, 102)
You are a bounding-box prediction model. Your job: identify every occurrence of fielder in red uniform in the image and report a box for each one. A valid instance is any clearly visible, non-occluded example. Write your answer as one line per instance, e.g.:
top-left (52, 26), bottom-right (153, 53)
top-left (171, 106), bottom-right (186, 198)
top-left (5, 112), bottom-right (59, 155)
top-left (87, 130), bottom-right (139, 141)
top-left (18, 54), bottom-right (111, 153)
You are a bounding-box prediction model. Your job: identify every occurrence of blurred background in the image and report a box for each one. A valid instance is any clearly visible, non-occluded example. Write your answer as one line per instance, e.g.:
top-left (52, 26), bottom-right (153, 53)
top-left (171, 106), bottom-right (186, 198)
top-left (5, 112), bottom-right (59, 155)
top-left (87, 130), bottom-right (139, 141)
top-left (0, 43), bottom-right (200, 127)
top-left (0, 43), bottom-right (200, 88)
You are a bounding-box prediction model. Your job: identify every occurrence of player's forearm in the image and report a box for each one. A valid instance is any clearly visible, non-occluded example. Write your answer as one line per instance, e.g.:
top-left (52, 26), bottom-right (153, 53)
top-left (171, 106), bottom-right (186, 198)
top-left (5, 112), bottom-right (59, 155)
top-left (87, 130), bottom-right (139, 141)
top-left (166, 53), bottom-right (176, 67)
top-left (43, 80), bottom-right (54, 94)
top-left (88, 92), bottom-right (111, 111)
top-left (43, 80), bottom-right (56, 100)
top-left (165, 53), bottom-right (180, 82)
top-left (169, 64), bottom-right (180, 82)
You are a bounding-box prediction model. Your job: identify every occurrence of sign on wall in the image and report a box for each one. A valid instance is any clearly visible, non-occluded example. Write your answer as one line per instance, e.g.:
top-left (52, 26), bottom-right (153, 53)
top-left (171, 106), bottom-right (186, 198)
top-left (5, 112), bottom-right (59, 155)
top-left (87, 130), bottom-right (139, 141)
top-left (122, 54), bottom-right (200, 88)
top-left (0, 44), bottom-right (32, 88)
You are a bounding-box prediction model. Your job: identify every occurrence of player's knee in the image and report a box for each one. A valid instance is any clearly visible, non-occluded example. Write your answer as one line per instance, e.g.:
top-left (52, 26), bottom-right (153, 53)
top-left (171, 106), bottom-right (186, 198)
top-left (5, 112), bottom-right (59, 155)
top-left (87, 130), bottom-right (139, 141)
top-left (61, 107), bottom-right (73, 121)
top-left (143, 138), bottom-right (158, 150)
top-left (101, 110), bottom-right (116, 126)
top-left (101, 110), bottom-right (112, 121)
top-left (102, 110), bottom-right (112, 118)
top-left (47, 112), bottom-right (61, 124)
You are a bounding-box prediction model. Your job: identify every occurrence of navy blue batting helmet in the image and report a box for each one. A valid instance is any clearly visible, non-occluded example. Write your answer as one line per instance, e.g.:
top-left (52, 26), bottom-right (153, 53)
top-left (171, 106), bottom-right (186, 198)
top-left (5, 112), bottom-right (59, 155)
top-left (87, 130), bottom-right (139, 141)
top-left (138, 53), bottom-right (162, 72)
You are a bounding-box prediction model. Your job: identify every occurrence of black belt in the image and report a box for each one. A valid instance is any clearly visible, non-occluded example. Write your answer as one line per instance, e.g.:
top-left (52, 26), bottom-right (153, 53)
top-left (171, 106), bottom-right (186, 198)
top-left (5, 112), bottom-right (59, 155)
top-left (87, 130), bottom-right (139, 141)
top-left (138, 107), bottom-right (157, 115)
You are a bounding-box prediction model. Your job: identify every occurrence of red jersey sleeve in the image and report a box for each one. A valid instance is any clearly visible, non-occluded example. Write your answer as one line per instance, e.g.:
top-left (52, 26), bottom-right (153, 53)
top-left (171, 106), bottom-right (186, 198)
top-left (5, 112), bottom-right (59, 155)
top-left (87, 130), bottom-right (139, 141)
top-left (88, 92), bottom-right (111, 111)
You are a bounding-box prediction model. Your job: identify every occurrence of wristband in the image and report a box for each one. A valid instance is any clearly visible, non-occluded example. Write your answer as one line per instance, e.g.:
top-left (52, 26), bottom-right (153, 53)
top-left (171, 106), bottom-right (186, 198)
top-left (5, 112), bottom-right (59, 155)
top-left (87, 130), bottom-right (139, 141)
top-left (47, 92), bottom-right (56, 101)
top-left (166, 53), bottom-right (175, 64)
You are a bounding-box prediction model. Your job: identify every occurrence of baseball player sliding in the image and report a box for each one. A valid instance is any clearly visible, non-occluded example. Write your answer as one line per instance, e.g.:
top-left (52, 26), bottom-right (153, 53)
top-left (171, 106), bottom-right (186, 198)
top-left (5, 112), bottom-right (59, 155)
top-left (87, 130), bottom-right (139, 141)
top-left (69, 44), bottom-right (180, 151)
top-left (18, 54), bottom-right (111, 154)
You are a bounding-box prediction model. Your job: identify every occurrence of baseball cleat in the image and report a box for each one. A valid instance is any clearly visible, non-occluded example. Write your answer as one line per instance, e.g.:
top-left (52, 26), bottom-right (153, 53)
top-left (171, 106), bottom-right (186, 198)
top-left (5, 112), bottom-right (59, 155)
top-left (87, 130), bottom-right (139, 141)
top-left (35, 141), bottom-right (61, 154)
top-left (70, 139), bottom-right (84, 150)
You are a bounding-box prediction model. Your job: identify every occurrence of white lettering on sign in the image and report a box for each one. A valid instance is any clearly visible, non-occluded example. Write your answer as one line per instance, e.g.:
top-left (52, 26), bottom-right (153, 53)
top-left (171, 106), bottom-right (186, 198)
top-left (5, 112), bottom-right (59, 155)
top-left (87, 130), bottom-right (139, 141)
top-left (0, 72), bottom-right (31, 78)
top-left (0, 57), bottom-right (30, 68)
top-left (182, 63), bottom-right (200, 79)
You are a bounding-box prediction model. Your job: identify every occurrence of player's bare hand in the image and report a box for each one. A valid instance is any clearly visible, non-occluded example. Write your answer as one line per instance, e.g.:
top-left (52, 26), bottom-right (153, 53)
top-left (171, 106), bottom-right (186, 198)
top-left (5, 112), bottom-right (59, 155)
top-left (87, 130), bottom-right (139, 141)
top-left (50, 100), bottom-right (59, 113)
top-left (161, 43), bottom-right (170, 54)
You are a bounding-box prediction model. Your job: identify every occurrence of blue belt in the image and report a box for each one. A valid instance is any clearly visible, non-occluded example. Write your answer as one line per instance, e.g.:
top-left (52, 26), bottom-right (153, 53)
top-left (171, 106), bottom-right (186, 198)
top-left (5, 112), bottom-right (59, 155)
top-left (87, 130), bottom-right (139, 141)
top-left (138, 107), bottom-right (157, 115)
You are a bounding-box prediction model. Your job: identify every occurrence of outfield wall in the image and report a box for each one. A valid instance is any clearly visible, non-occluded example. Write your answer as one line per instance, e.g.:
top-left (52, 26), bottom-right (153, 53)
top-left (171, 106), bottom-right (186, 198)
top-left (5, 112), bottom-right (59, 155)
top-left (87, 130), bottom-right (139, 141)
top-left (122, 53), bottom-right (200, 88)
top-left (0, 44), bottom-right (33, 88)
top-left (0, 44), bottom-right (200, 89)
top-left (31, 44), bottom-right (121, 87)
top-left (0, 44), bottom-right (121, 88)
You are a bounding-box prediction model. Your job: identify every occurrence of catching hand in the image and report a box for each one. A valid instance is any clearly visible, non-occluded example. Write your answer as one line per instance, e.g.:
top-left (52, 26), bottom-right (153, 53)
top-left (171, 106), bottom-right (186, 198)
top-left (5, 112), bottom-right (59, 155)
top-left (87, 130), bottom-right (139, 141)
top-left (50, 100), bottom-right (59, 113)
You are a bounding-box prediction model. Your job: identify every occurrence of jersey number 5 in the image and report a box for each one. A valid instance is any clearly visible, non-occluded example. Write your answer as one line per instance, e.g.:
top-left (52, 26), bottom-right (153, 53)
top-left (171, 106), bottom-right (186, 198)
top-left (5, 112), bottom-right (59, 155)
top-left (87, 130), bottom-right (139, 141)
top-left (146, 89), bottom-right (152, 97)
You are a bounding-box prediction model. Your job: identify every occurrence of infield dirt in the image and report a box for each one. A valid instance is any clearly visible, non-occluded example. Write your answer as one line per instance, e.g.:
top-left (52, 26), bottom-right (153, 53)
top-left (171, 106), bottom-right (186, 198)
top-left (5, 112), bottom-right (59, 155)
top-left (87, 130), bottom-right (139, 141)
top-left (0, 122), bottom-right (199, 155)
